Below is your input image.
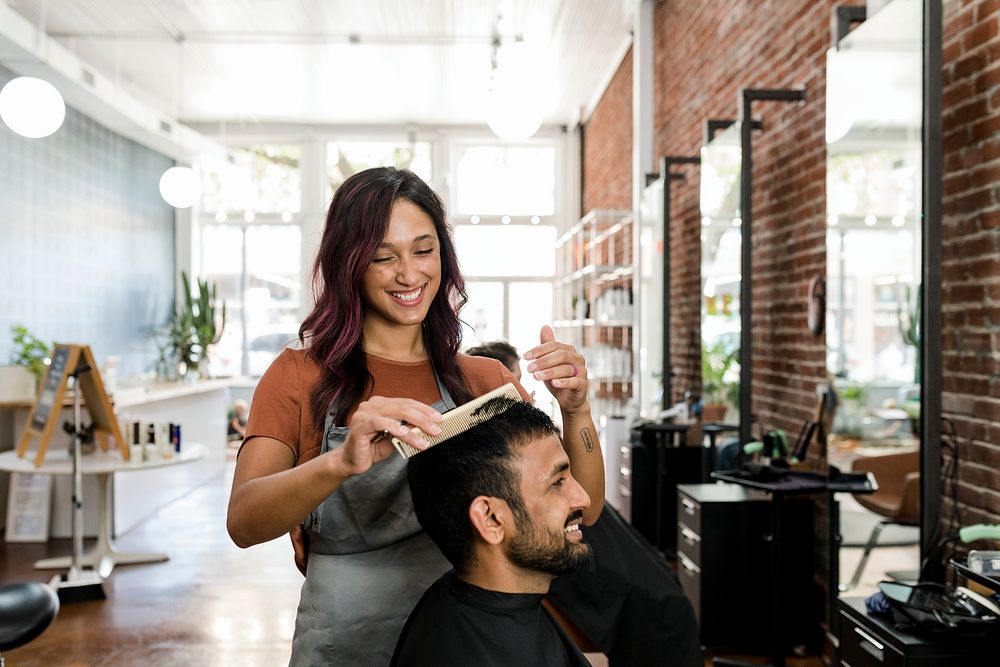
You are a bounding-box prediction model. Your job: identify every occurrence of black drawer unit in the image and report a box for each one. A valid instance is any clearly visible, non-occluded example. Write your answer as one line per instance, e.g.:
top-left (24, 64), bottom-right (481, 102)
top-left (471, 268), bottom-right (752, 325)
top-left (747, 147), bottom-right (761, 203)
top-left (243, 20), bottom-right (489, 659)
top-left (838, 597), bottom-right (1000, 666)
top-left (677, 483), bottom-right (821, 653)
top-left (629, 425), bottom-right (702, 554)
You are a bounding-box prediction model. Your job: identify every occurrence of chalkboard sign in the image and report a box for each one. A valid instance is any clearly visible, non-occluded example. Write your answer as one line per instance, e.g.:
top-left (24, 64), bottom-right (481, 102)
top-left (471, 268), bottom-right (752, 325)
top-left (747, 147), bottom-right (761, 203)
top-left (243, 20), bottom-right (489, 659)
top-left (16, 343), bottom-right (128, 466)
top-left (30, 345), bottom-right (70, 432)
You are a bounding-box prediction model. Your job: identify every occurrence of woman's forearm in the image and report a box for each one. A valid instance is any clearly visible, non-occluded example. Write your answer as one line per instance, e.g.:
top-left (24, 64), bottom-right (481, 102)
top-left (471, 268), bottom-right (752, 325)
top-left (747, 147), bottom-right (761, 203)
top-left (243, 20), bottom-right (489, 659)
top-left (561, 406), bottom-right (605, 524)
top-left (227, 446), bottom-right (350, 548)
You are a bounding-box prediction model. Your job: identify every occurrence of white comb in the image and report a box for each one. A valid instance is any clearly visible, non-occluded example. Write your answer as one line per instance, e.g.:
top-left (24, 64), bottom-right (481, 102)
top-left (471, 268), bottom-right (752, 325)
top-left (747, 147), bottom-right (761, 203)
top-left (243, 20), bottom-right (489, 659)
top-left (392, 383), bottom-right (524, 459)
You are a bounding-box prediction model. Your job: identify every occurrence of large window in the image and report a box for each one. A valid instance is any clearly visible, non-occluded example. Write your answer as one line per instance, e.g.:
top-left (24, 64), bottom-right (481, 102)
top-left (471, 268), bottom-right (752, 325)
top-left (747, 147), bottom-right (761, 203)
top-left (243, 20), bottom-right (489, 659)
top-left (454, 224), bottom-right (556, 410)
top-left (454, 144), bottom-right (556, 216)
top-left (326, 140), bottom-right (432, 200)
top-left (201, 144), bottom-right (301, 216)
top-left (199, 143), bottom-right (305, 377)
top-left (201, 224), bottom-right (302, 377)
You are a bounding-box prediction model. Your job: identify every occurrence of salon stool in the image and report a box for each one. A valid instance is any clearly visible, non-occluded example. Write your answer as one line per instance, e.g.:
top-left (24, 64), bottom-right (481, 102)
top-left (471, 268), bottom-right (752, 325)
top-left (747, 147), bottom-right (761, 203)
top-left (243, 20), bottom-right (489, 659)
top-left (0, 582), bottom-right (59, 666)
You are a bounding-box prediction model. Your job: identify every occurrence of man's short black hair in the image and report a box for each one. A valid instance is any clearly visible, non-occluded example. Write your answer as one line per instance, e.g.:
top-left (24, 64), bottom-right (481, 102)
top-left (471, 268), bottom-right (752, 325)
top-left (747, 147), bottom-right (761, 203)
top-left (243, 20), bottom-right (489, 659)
top-left (465, 341), bottom-right (519, 373)
top-left (407, 399), bottom-right (559, 574)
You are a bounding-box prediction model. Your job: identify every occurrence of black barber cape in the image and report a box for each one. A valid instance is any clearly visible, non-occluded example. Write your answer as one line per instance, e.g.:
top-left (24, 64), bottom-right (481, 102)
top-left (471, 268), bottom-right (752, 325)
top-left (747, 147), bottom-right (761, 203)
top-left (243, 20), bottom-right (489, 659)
top-left (390, 570), bottom-right (590, 667)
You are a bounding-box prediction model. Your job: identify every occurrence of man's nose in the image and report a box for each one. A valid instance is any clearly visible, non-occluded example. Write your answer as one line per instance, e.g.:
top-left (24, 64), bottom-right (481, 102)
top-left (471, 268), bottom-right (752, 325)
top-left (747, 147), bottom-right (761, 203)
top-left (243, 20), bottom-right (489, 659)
top-left (569, 476), bottom-right (591, 512)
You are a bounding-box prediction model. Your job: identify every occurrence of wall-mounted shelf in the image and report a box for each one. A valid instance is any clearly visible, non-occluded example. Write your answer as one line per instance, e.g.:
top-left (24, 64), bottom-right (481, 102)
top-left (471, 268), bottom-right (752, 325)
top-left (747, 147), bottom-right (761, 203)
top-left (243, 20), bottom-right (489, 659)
top-left (554, 209), bottom-right (634, 415)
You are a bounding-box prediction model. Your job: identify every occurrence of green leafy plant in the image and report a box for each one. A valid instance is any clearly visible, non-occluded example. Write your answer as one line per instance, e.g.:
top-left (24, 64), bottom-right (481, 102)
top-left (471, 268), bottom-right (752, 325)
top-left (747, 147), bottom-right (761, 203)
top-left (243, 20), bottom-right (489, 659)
top-left (898, 283), bottom-right (921, 383)
top-left (169, 272), bottom-right (227, 375)
top-left (9, 325), bottom-right (51, 382)
top-left (702, 339), bottom-right (739, 407)
top-left (839, 383), bottom-right (869, 404)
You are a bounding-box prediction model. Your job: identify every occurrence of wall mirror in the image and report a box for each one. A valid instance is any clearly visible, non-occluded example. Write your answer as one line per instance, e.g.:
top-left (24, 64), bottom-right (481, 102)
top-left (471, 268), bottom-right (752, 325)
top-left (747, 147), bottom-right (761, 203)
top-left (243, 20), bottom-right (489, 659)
top-left (825, 0), bottom-right (940, 584)
top-left (699, 123), bottom-right (742, 425)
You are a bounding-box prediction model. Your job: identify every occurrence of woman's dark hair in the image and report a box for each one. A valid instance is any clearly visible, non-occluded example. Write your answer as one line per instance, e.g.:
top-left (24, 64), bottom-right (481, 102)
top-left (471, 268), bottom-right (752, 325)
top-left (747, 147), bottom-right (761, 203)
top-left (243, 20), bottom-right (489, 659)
top-left (465, 341), bottom-right (519, 374)
top-left (301, 167), bottom-right (473, 429)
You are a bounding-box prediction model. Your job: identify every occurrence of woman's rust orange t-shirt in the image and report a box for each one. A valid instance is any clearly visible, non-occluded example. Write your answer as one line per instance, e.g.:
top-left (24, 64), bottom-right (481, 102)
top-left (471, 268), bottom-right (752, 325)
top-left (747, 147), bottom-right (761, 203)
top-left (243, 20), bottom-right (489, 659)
top-left (242, 348), bottom-right (528, 464)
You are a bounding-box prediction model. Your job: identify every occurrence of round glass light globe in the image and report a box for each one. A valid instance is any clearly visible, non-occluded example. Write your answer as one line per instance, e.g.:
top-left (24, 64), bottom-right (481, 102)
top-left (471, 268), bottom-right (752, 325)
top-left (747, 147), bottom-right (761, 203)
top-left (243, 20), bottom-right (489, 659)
top-left (0, 76), bottom-right (66, 138)
top-left (159, 167), bottom-right (201, 208)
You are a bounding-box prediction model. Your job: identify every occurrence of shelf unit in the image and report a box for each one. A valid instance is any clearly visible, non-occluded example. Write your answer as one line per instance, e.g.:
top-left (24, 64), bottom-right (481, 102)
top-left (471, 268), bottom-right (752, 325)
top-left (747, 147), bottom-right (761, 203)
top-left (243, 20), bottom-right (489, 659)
top-left (554, 209), bottom-right (634, 414)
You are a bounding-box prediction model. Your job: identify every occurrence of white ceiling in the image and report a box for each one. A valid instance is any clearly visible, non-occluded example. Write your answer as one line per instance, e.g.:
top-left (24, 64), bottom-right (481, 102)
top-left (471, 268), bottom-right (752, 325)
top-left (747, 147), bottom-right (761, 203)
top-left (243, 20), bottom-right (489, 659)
top-left (6, 0), bottom-right (634, 128)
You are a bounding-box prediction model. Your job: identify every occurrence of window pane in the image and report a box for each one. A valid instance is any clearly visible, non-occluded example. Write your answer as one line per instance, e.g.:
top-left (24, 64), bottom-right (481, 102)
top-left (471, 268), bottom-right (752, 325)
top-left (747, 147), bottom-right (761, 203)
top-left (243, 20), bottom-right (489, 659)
top-left (455, 145), bottom-right (556, 216)
top-left (201, 225), bottom-right (245, 378)
top-left (509, 282), bottom-right (553, 414)
top-left (454, 225), bottom-right (556, 277)
top-left (201, 144), bottom-right (302, 215)
top-left (245, 226), bottom-right (304, 376)
top-left (461, 282), bottom-right (504, 348)
top-left (326, 140), bottom-right (433, 201)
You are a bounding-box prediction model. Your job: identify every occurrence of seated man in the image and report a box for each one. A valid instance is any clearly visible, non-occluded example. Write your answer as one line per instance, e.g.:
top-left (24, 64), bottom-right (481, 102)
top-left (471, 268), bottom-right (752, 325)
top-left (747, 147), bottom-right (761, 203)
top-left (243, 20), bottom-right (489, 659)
top-left (392, 399), bottom-right (593, 667)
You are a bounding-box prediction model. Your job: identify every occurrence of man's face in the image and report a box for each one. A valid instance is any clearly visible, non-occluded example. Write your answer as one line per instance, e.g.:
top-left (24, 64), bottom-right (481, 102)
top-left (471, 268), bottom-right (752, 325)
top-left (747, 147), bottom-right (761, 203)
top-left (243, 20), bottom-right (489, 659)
top-left (506, 434), bottom-right (592, 575)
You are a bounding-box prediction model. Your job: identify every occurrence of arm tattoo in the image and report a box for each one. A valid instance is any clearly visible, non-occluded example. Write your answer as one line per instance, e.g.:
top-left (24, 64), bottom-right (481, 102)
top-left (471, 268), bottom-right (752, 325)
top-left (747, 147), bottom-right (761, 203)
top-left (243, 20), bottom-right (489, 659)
top-left (580, 427), bottom-right (594, 453)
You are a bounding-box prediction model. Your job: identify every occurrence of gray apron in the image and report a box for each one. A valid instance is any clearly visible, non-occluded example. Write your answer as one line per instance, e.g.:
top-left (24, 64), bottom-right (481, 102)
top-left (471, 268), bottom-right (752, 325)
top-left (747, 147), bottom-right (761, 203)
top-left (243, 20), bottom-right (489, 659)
top-left (289, 372), bottom-right (455, 667)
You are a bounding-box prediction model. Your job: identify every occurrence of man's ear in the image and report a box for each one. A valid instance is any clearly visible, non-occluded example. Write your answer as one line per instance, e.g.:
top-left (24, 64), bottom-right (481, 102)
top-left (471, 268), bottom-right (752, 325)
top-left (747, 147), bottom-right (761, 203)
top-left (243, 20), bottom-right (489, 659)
top-left (468, 496), bottom-right (512, 546)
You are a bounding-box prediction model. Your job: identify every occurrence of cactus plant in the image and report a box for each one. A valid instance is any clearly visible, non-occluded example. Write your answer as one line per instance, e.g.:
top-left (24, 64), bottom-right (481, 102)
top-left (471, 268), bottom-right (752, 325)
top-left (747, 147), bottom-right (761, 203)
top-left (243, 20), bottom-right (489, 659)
top-left (170, 271), bottom-right (226, 377)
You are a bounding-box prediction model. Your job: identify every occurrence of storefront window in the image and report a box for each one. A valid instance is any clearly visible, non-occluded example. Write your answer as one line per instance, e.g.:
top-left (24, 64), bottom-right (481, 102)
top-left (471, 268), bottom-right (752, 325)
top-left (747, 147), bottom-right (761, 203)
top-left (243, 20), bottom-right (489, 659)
top-left (326, 140), bottom-right (432, 200)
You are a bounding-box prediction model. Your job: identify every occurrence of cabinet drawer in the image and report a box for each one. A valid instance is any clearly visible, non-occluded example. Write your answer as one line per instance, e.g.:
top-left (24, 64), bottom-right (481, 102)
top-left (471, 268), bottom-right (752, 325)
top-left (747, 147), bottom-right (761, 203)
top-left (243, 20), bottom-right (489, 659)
top-left (839, 612), bottom-right (904, 667)
top-left (677, 523), bottom-right (702, 565)
top-left (677, 550), bottom-right (700, 621)
top-left (677, 493), bottom-right (700, 533)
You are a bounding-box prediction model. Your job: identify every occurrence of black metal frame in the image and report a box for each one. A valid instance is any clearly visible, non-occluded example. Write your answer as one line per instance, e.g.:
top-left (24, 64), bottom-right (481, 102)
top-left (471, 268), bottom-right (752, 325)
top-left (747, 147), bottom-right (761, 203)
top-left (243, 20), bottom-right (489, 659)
top-left (920, 0), bottom-right (943, 565)
top-left (658, 155), bottom-right (700, 409)
top-left (737, 88), bottom-right (807, 446)
top-left (831, 5), bottom-right (866, 47)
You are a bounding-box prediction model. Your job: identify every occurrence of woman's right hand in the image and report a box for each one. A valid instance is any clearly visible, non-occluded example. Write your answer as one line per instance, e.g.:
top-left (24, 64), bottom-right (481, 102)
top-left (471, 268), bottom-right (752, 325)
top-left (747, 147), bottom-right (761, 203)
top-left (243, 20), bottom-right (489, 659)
top-left (335, 396), bottom-right (444, 477)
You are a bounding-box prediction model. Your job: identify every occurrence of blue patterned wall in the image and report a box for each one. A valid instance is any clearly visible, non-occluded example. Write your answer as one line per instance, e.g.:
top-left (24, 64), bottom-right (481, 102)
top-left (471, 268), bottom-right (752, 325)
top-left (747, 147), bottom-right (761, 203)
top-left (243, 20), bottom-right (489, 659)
top-left (0, 65), bottom-right (176, 377)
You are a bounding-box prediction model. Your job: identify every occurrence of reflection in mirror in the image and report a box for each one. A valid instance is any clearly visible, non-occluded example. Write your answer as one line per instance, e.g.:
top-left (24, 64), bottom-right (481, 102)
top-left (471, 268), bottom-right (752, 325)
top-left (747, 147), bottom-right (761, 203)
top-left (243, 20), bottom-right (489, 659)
top-left (826, 0), bottom-right (921, 449)
top-left (826, 0), bottom-right (924, 594)
top-left (700, 124), bottom-right (742, 423)
top-left (638, 177), bottom-right (664, 416)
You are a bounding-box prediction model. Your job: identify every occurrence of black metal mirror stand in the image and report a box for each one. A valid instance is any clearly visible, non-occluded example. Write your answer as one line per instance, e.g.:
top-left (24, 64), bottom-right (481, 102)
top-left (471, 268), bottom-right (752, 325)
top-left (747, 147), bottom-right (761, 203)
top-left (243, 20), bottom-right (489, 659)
top-left (659, 155), bottom-right (700, 410)
top-left (738, 88), bottom-right (807, 447)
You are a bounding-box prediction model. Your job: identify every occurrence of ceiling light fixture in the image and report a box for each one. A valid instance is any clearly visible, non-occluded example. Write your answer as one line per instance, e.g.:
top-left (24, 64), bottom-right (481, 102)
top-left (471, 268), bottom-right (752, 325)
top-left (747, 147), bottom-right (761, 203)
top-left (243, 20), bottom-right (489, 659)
top-left (159, 166), bottom-right (201, 208)
top-left (0, 76), bottom-right (66, 138)
top-left (159, 37), bottom-right (201, 208)
top-left (0, 3), bottom-right (66, 139)
top-left (486, 3), bottom-right (545, 142)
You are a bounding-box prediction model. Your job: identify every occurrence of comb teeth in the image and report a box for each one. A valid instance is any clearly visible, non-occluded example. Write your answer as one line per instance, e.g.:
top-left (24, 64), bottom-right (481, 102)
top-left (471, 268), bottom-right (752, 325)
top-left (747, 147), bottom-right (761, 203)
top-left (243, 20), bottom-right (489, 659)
top-left (392, 383), bottom-right (523, 459)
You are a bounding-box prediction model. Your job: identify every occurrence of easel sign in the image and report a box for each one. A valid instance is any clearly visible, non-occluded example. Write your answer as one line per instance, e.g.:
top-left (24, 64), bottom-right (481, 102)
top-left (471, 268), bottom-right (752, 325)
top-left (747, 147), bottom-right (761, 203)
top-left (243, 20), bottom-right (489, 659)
top-left (16, 343), bottom-right (129, 466)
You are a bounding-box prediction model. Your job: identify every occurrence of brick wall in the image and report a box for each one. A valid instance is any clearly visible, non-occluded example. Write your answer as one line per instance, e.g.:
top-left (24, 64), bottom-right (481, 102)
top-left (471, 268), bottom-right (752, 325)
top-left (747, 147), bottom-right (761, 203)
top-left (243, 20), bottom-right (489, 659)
top-left (579, 0), bottom-right (1000, 637)
top-left (651, 0), bottom-right (833, 439)
top-left (582, 47), bottom-right (632, 213)
top-left (940, 0), bottom-right (1000, 527)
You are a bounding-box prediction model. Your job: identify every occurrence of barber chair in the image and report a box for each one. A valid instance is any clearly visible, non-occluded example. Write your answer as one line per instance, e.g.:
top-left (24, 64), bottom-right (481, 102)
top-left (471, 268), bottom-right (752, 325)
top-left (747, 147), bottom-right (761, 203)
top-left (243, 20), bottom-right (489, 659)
top-left (843, 450), bottom-right (920, 590)
top-left (0, 582), bottom-right (59, 666)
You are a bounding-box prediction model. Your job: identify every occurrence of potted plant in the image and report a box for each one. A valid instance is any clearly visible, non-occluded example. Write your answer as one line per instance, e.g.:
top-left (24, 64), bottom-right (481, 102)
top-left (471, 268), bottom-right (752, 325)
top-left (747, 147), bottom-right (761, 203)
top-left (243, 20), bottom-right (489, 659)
top-left (701, 339), bottom-right (739, 422)
top-left (0, 325), bottom-right (50, 401)
top-left (169, 272), bottom-right (227, 380)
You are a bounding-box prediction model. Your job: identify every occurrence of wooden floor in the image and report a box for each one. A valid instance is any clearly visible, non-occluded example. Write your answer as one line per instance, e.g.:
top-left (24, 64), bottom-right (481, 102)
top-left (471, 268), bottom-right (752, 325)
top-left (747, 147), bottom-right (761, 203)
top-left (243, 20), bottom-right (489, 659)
top-left (1, 461), bottom-right (862, 666)
top-left (3, 461), bottom-right (301, 666)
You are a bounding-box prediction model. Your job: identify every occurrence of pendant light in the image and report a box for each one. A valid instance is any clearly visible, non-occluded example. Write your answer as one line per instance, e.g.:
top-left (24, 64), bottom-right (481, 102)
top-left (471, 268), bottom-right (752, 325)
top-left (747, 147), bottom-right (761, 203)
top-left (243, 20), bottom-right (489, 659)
top-left (159, 38), bottom-right (201, 208)
top-left (159, 166), bottom-right (201, 208)
top-left (0, 2), bottom-right (65, 138)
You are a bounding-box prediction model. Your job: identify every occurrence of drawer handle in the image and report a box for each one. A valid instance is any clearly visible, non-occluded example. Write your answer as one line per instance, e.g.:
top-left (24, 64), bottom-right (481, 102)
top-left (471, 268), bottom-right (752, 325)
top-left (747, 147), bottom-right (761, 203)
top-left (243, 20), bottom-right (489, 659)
top-left (681, 498), bottom-right (696, 515)
top-left (680, 526), bottom-right (701, 543)
top-left (678, 553), bottom-right (700, 574)
top-left (853, 627), bottom-right (885, 651)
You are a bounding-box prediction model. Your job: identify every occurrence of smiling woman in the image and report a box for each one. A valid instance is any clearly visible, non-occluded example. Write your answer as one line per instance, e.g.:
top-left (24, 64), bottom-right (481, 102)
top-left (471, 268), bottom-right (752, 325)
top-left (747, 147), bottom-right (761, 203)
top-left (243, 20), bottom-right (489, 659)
top-left (225, 167), bottom-right (604, 667)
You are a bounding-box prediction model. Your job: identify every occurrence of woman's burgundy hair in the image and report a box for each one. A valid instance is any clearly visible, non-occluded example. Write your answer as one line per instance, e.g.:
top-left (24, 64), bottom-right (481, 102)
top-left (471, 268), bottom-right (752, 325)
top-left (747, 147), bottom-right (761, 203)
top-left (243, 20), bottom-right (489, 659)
top-left (300, 167), bottom-right (473, 429)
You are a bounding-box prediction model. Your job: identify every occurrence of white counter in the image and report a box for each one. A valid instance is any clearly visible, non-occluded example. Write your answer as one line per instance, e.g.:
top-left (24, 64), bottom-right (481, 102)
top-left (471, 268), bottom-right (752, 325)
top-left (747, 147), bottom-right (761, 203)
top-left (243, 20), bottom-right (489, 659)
top-left (2, 377), bottom-right (251, 538)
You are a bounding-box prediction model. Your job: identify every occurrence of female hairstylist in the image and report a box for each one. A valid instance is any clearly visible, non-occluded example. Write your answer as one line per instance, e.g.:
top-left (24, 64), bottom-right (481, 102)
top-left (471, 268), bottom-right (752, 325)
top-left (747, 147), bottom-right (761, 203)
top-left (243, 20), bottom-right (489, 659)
top-left (226, 167), bottom-right (604, 666)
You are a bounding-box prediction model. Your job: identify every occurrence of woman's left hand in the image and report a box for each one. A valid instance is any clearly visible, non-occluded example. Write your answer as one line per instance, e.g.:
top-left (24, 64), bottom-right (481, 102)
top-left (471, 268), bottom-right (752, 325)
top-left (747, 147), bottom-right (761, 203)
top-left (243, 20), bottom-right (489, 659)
top-left (524, 325), bottom-right (589, 415)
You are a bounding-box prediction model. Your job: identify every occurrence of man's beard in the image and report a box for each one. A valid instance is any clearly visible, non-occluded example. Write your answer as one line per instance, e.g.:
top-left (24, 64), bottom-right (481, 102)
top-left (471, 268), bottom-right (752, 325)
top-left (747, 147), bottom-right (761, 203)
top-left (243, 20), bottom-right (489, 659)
top-left (507, 512), bottom-right (591, 576)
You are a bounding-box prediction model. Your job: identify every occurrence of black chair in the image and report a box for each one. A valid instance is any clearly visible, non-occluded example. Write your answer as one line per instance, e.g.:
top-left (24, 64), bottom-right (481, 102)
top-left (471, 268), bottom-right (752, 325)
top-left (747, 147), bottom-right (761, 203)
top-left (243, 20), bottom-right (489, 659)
top-left (0, 582), bottom-right (59, 666)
